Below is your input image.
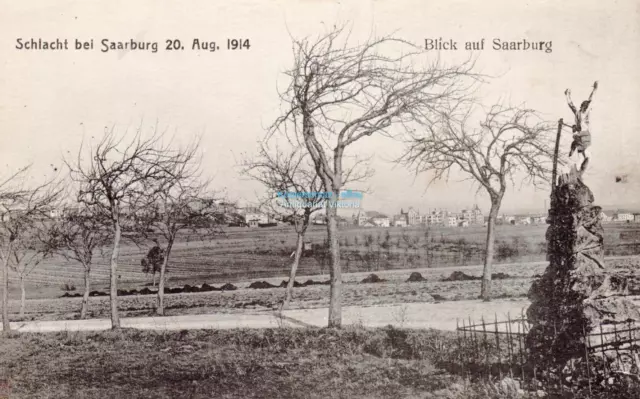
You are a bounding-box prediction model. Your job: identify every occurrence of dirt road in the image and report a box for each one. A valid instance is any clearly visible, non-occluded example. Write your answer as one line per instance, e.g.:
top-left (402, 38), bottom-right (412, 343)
top-left (10, 298), bottom-right (530, 333)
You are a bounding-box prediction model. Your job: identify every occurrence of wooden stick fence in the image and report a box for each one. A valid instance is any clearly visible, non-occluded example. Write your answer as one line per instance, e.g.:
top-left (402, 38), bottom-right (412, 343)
top-left (455, 314), bottom-right (640, 397)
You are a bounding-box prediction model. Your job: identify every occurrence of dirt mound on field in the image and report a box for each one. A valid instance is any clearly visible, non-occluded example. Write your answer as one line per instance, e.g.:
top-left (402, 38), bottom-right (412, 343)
top-left (249, 281), bottom-right (278, 289)
top-left (279, 280), bottom-right (306, 288)
top-left (360, 273), bottom-right (386, 284)
top-left (431, 293), bottom-right (446, 301)
top-left (200, 283), bottom-right (217, 292)
top-left (443, 271), bottom-right (512, 282)
top-left (407, 272), bottom-right (426, 282)
top-left (442, 271), bottom-right (478, 281)
top-left (304, 279), bottom-right (330, 286)
top-left (219, 283), bottom-right (237, 291)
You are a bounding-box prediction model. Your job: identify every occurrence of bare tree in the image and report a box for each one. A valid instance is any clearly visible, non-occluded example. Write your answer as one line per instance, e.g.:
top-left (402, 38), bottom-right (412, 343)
top-left (0, 166), bottom-right (61, 331)
top-left (9, 231), bottom-right (53, 317)
top-left (141, 145), bottom-right (226, 316)
top-left (273, 25), bottom-right (477, 327)
top-left (240, 143), bottom-right (325, 309)
top-left (48, 204), bottom-right (112, 319)
top-left (68, 127), bottom-right (190, 328)
top-left (400, 103), bottom-right (556, 300)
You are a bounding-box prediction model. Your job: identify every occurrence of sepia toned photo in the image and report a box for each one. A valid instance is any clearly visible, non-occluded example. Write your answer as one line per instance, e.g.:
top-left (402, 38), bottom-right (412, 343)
top-left (1, 1), bottom-right (640, 397)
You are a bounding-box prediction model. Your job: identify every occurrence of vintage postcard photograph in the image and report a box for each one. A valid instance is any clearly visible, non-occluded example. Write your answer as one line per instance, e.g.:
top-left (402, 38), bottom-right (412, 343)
top-left (1, 0), bottom-right (640, 398)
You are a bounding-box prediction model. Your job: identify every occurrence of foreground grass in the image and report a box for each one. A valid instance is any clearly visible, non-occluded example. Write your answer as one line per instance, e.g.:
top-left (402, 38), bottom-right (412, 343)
top-left (2, 326), bottom-right (638, 398)
top-left (0, 327), bottom-right (518, 399)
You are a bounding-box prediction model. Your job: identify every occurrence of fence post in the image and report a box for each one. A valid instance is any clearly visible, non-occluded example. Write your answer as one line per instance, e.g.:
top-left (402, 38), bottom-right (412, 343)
top-left (613, 322), bottom-right (622, 376)
top-left (469, 316), bottom-right (478, 368)
top-left (517, 319), bottom-right (525, 392)
top-left (482, 316), bottom-right (489, 380)
top-left (582, 323), bottom-right (592, 396)
top-left (462, 318), bottom-right (468, 379)
top-left (599, 324), bottom-right (608, 380)
top-left (457, 318), bottom-right (462, 377)
top-left (507, 312), bottom-right (514, 379)
top-left (495, 313), bottom-right (502, 381)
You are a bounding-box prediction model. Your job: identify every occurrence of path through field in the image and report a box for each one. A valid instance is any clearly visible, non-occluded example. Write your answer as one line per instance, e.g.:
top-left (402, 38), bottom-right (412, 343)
top-left (11, 298), bottom-right (531, 332)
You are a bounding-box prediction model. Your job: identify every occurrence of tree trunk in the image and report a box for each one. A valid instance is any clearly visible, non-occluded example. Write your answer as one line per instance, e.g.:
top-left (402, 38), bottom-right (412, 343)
top-left (326, 200), bottom-right (342, 328)
top-left (19, 276), bottom-right (26, 317)
top-left (110, 221), bottom-right (122, 328)
top-left (152, 272), bottom-right (157, 287)
top-left (283, 232), bottom-right (305, 309)
top-left (2, 241), bottom-right (13, 331)
top-left (156, 240), bottom-right (173, 316)
top-left (80, 267), bottom-right (90, 319)
top-left (481, 200), bottom-right (501, 301)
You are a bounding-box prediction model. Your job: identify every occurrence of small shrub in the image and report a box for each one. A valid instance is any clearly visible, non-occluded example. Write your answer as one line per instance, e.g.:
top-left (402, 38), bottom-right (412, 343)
top-left (60, 282), bottom-right (76, 292)
top-left (496, 240), bottom-right (518, 261)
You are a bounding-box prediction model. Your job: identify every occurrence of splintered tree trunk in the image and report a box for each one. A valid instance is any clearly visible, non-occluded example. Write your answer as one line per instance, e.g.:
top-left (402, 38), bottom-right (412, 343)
top-left (326, 202), bottom-right (342, 328)
top-left (2, 241), bottom-right (13, 331)
top-left (283, 232), bottom-right (305, 309)
top-left (19, 276), bottom-right (26, 317)
top-left (156, 240), bottom-right (173, 316)
top-left (481, 200), bottom-right (501, 301)
top-left (80, 267), bottom-right (90, 319)
top-left (110, 221), bottom-right (122, 328)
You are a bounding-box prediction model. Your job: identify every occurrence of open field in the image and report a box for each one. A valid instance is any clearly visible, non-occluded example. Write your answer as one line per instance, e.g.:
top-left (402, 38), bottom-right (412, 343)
top-left (8, 222), bottom-right (640, 300)
top-left (6, 256), bottom-right (640, 323)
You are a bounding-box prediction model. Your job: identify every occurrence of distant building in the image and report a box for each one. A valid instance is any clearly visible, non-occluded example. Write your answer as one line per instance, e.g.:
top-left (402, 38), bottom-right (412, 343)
top-left (215, 201), bottom-right (238, 215)
top-left (371, 216), bottom-right (390, 227)
top-left (393, 216), bottom-right (407, 227)
top-left (407, 207), bottom-right (421, 225)
top-left (634, 214), bottom-right (640, 223)
top-left (457, 205), bottom-right (483, 225)
top-left (353, 211), bottom-right (368, 226)
top-left (244, 212), bottom-right (269, 227)
top-left (470, 204), bottom-right (484, 225)
top-left (518, 216), bottom-right (532, 225)
top-left (458, 220), bottom-right (469, 228)
top-left (447, 216), bottom-right (457, 227)
top-left (600, 211), bottom-right (612, 222)
top-left (532, 215), bottom-right (546, 224)
top-left (615, 212), bottom-right (634, 222)
top-left (399, 207), bottom-right (421, 226)
top-left (336, 216), bottom-right (350, 227)
top-left (425, 210), bottom-right (445, 226)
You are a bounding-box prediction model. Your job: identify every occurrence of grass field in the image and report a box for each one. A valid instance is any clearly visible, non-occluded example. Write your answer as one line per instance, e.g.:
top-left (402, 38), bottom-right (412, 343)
top-left (0, 328), bottom-right (483, 398)
top-left (1, 327), bottom-right (636, 398)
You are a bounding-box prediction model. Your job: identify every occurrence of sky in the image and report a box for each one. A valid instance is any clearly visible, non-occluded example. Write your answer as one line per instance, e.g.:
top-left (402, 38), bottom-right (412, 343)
top-left (1, 0), bottom-right (639, 217)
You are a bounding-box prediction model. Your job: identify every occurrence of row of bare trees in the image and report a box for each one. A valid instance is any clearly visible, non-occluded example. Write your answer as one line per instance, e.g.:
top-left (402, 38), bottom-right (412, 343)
top-left (0, 129), bottom-right (226, 331)
top-left (242, 25), bottom-right (557, 327)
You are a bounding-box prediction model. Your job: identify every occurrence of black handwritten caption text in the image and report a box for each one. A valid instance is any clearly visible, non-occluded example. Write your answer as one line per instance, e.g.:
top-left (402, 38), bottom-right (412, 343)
top-left (15, 38), bottom-right (251, 53)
